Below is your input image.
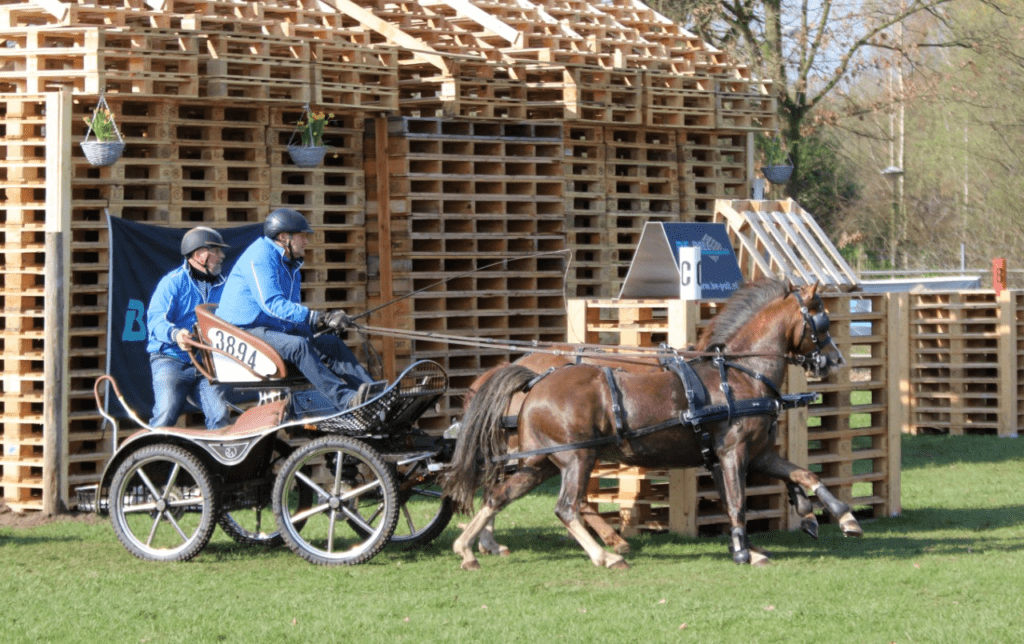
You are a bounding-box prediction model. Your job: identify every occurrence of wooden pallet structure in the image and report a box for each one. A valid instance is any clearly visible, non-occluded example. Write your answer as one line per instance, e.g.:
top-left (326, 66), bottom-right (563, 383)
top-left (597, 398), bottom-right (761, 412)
top-left (713, 198), bottom-right (860, 291)
top-left (0, 0), bottom-right (793, 515)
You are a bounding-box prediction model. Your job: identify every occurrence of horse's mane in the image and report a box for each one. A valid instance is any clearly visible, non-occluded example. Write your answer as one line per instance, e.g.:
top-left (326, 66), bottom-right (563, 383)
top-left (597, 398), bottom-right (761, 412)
top-left (697, 279), bottom-right (790, 349)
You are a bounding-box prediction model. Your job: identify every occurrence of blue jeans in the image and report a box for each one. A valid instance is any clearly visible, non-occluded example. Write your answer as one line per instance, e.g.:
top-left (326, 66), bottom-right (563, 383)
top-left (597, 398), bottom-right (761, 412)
top-left (149, 354), bottom-right (231, 429)
top-left (244, 327), bottom-right (373, 409)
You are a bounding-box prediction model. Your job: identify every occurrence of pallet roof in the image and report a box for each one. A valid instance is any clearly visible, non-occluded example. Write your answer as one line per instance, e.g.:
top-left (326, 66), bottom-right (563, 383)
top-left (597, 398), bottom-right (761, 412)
top-left (0, 0), bottom-right (776, 129)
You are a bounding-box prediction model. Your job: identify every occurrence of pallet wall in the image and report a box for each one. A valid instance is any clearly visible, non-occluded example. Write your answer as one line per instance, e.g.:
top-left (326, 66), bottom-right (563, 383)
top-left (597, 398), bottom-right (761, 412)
top-left (906, 290), bottom-right (1019, 437)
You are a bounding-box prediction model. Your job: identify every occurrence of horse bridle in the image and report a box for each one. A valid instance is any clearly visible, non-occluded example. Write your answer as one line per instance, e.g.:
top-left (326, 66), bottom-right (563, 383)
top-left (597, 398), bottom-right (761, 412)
top-left (790, 290), bottom-right (838, 376)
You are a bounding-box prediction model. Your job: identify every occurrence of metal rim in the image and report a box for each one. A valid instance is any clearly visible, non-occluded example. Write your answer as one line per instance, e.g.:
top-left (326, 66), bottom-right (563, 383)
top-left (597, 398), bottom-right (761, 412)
top-left (108, 444), bottom-right (218, 562)
top-left (272, 435), bottom-right (398, 565)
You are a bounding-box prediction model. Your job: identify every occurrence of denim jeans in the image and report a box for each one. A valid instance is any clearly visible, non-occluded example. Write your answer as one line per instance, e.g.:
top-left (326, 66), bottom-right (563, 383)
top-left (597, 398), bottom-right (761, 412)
top-left (244, 327), bottom-right (373, 409)
top-left (149, 354), bottom-right (231, 429)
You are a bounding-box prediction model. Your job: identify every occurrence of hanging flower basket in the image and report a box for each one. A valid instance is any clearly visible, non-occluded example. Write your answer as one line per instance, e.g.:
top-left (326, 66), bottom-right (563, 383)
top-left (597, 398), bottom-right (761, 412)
top-left (761, 164), bottom-right (793, 184)
top-left (286, 103), bottom-right (333, 168)
top-left (287, 144), bottom-right (328, 168)
top-left (80, 95), bottom-right (124, 167)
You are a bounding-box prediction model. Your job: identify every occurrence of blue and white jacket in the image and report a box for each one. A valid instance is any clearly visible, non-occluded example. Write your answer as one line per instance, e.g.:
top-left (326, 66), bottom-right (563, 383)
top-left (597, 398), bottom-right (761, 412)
top-left (147, 261), bottom-right (225, 363)
top-left (218, 235), bottom-right (318, 334)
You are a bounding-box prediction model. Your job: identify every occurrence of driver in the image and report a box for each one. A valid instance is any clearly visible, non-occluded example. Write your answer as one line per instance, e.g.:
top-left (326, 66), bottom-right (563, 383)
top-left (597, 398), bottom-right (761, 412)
top-left (217, 208), bottom-right (381, 411)
top-left (147, 226), bottom-right (231, 429)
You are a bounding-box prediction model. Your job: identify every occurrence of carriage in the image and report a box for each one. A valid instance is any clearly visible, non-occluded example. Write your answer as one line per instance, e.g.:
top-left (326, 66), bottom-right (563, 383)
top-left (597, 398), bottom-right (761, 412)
top-left (84, 279), bottom-right (860, 569)
top-left (82, 303), bottom-right (455, 565)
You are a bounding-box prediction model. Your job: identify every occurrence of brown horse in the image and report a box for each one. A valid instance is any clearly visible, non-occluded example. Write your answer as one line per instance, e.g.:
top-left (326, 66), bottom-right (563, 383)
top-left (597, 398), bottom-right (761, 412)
top-left (441, 280), bottom-right (857, 569)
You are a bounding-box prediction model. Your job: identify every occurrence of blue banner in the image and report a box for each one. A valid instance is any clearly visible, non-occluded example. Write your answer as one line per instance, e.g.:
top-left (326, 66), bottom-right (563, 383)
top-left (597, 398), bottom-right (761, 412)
top-left (105, 216), bottom-right (263, 418)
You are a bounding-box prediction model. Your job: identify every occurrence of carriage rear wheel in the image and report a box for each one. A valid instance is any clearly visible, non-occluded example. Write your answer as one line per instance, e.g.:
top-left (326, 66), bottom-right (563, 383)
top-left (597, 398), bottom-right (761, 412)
top-left (272, 435), bottom-right (398, 565)
top-left (109, 444), bottom-right (218, 562)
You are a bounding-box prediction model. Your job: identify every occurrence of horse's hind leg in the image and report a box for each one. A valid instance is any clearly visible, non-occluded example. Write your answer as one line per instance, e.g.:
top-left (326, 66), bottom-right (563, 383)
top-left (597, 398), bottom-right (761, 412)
top-left (581, 502), bottom-right (630, 554)
top-left (452, 461), bottom-right (556, 570)
top-left (750, 451), bottom-right (863, 538)
top-left (476, 517), bottom-right (510, 556)
top-left (554, 456), bottom-right (629, 570)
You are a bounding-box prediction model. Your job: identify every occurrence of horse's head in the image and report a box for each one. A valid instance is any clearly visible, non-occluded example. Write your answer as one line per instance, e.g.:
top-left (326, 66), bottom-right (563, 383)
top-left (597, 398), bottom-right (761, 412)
top-left (788, 282), bottom-right (845, 378)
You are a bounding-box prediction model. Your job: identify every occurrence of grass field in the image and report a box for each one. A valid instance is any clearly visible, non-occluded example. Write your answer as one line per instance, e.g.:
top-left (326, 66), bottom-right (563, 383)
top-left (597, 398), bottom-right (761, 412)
top-left (2, 434), bottom-right (1022, 644)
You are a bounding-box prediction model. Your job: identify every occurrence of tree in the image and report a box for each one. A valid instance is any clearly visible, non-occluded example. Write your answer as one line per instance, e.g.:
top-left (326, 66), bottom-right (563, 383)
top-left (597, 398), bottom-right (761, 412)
top-left (653, 0), bottom-right (1012, 268)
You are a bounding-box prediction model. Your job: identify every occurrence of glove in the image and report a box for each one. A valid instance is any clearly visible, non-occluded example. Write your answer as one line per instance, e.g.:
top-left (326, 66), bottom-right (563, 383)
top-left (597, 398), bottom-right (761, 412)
top-left (318, 309), bottom-right (351, 332)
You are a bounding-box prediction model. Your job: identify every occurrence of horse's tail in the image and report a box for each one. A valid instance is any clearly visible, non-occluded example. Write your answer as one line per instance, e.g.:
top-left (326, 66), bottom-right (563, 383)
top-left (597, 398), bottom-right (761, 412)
top-left (441, 364), bottom-right (537, 515)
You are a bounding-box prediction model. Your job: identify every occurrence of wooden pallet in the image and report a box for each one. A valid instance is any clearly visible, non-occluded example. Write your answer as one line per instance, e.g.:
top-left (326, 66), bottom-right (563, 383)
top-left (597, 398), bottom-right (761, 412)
top-left (714, 199), bottom-right (860, 290)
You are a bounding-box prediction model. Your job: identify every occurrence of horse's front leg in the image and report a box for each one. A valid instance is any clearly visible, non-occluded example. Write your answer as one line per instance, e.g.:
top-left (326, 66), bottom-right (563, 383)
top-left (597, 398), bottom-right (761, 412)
top-left (712, 444), bottom-right (765, 566)
top-left (749, 451), bottom-right (863, 538)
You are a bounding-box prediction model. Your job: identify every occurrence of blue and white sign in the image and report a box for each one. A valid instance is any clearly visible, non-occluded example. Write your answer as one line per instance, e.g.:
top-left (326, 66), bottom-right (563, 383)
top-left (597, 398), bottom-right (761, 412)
top-left (618, 222), bottom-right (743, 300)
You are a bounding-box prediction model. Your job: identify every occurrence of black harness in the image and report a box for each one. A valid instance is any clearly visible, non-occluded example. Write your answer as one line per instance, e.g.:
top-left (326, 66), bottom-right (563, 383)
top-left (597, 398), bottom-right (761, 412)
top-left (492, 355), bottom-right (816, 469)
top-left (491, 292), bottom-right (830, 468)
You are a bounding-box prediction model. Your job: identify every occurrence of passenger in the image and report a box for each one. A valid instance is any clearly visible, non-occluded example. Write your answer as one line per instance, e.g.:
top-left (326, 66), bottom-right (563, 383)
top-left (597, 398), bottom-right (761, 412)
top-left (218, 208), bottom-right (381, 411)
top-left (147, 226), bottom-right (232, 429)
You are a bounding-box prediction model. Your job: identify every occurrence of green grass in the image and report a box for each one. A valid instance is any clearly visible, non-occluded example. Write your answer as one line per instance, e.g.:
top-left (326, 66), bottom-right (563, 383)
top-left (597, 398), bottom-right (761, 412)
top-left (3, 434), bottom-right (1024, 644)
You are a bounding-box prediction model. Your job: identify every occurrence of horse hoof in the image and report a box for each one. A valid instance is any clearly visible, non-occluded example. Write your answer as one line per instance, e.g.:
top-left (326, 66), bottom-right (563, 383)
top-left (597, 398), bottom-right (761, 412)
top-left (750, 551), bottom-right (772, 567)
top-left (498, 546), bottom-right (511, 556)
top-left (841, 524), bottom-right (864, 538)
top-left (800, 518), bottom-right (819, 540)
top-left (732, 549), bottom-right (751, 565)
top-left (839, 513), bottom-right (863, 538)
top-left (461, 560), bottom-right (481, 571)
top-left (608, 560), bottom-right (631, 570)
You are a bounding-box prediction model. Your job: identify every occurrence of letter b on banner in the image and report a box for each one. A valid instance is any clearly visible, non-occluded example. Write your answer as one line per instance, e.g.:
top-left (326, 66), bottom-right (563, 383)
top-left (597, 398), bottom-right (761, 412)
top-left (678, 246), bottom-right (702, 300)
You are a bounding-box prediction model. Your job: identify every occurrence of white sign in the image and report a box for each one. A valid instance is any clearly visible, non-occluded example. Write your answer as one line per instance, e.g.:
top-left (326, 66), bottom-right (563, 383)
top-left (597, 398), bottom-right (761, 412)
top-left (678, 246), bottom-right (702, 300)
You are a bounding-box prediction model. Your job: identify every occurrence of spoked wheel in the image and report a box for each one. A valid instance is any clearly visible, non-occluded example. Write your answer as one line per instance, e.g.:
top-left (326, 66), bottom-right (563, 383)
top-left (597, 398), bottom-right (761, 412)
top-left (218, 438), bottom-right (310, 548)
top-left (272, 435), bottom-right (398, 565)
top-left (108, 444), bottom-right (218, 562)
top-left (391, 458), bottom-right (453, 547)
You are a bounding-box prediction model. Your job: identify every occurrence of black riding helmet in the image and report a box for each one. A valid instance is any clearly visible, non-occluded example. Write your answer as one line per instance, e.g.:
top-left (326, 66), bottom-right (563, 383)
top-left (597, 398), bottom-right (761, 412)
top-left (264, 208), bottom-right (314, 240)
top-left (180, 226), bottom-right (229, 257)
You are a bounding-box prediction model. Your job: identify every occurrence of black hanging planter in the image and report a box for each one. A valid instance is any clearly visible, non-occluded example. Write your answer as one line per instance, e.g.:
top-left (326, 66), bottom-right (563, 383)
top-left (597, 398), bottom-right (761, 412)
top-left (761, 164), bottom-right (793, 184)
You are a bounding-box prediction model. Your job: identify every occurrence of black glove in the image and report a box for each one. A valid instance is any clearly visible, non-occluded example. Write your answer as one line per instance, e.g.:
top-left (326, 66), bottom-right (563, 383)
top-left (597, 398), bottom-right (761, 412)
top-left (318, 308), bottom-right (351, 332)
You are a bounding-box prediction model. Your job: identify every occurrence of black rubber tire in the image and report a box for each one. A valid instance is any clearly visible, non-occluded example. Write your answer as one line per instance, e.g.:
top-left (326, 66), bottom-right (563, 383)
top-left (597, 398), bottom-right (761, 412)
top-left (109, 444), bottom-right (218, 562)
top-left (272, 435), bottom-right (398, 565)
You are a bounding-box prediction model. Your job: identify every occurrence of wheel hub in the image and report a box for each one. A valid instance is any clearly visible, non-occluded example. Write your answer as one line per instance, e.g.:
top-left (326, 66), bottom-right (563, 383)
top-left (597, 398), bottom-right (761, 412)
top-left (328, 496), bottom-right (341, 510)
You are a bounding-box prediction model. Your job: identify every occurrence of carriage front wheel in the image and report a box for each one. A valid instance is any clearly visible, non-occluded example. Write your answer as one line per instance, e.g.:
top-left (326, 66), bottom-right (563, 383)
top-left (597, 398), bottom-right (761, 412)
top-left (108, 444), bottom-right (218, 562)
top-left (272, 435), bottom-right (398, 565)
top-left (391, 458), bottom-right (453, 547)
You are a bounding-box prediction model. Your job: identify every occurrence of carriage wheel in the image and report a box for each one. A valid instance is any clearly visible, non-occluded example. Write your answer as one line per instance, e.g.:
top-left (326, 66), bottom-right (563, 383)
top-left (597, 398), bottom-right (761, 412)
top-left (391, 459), bottom-right (453, 547)
top-left (218, 439), bottom-right (312, 548)
top-left (109, 444), bottom-right (218, 562)
top-left (272, 435), bottom-right (398, 565)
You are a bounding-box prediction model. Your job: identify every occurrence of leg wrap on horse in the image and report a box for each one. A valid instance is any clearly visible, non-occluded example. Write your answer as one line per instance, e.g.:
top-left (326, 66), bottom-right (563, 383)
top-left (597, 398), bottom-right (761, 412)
top-left (813, 483), bottom-right (850, 519)
top-left (729, 526), bottom-right (751, 565)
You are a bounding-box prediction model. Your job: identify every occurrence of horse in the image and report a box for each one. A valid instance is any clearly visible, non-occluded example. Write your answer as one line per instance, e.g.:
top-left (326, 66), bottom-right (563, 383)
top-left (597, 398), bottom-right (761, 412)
top-left (441, 280), bottom-right (857, 569)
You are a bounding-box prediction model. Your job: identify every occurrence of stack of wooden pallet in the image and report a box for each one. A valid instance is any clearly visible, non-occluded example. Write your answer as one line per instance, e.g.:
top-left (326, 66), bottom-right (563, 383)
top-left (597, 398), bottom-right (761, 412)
top-left (0, 0), bottom-right (779, 512)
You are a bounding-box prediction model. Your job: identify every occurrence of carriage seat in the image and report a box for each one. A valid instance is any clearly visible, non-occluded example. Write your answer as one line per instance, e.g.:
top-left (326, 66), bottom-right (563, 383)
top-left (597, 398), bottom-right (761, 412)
top-left (192, 303), bottom-right (291, 384)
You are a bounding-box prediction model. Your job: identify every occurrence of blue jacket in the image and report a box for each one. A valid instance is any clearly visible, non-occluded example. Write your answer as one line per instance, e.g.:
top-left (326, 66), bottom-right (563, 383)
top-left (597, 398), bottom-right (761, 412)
top-left (219, 236), bottom-right (317, 334)
top-left (147, 261), bottom-right (225, 362)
